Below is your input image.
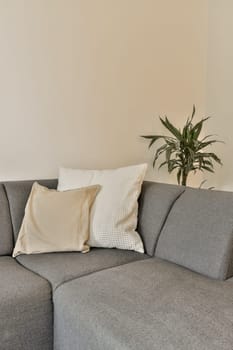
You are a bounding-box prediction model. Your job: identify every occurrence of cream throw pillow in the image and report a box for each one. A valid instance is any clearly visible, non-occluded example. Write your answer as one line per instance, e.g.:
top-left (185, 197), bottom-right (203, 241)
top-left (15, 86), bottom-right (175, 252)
top-left (58, 164), bottom-right (147, 253)
top-left (13, 182), bottom-right (100, 257)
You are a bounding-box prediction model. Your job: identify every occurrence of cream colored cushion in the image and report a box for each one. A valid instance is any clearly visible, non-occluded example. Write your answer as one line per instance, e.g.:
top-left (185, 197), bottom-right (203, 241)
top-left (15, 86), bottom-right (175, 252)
top-left (58, 164), bottom-right (147, 253)
top-left (13, 182), bottom-right (100, 257)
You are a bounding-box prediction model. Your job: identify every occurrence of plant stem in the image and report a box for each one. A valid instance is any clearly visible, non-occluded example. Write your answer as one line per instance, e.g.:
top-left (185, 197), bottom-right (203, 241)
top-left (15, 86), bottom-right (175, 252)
top-left (181, 171), bottom-right (188, 186)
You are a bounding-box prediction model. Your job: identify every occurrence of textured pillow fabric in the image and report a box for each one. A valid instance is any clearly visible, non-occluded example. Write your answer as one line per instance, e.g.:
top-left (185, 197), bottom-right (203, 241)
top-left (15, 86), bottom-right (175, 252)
top-left (13, 182), bottom-right (100, 257)
top-left (58, 164), bottom-right (147, 253)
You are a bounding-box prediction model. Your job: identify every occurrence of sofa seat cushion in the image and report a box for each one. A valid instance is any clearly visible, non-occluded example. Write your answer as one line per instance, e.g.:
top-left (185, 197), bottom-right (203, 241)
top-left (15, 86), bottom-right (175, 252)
top-left (16, 248), bottom-right (148, 290)
top-left (54, 258), bottom-right (233, 350)
top-left (0, 256), bottom-right (52, 350)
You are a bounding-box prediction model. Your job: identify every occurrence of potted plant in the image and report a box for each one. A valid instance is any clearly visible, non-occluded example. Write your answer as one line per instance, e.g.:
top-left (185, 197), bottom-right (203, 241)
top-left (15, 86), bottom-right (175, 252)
top-left (142, 106), bottom-right (223, 186)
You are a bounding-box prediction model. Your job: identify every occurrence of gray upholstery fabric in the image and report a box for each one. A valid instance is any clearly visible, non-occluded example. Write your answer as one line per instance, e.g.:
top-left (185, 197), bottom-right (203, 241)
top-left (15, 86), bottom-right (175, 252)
top-left (0, 256), bottom-right (53, 350)
top-left (227, 218), bottom-right (233, 279)
top-left (138, 181), bottom-right (185, 255)
top-left (156, 187), bottom-right (233, 280)
top-left (17, 248), bottom-right (148, 290)
top-left (228, 244), bottom-right (233, 278)
top-left (54, 258), bottom-right (233, 350)
top-left (0, 185), bottom-right (13, 255)
top-left (4, 179), bottom-right (57, 242)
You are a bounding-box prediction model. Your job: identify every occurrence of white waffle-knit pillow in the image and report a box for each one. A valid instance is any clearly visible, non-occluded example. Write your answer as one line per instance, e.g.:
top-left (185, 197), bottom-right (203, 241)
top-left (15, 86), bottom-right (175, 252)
top-left (58, 164), bottom-right (147, 253)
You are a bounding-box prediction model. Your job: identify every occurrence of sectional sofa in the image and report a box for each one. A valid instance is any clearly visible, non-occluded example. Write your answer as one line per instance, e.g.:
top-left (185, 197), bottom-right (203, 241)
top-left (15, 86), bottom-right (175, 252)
top-left (1, 179), bottom-right (233, 350)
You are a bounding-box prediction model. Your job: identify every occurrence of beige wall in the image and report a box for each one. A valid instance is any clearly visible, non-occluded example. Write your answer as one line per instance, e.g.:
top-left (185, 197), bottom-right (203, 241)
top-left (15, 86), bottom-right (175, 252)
top-left (0, 0), bottom-right (207, 183)
top-left (205, 0), bottom-right (233, 190)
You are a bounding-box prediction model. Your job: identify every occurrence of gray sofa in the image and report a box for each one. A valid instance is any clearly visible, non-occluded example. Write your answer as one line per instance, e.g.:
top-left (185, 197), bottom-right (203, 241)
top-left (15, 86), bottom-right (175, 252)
top-left (0, 179), bottom-right (233, 350)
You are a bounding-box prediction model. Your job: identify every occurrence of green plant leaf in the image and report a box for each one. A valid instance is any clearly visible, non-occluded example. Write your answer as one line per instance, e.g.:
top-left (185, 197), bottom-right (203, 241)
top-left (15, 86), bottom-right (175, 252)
top-left (159, 117), bottom-right (183, 141)
top-left (201, 165), bottom-right (215, 173)
top-left (168, 161), bottom-right (180, 173)
top-left (191, 104), bottom-right (196, 120)
top-left (197, 152), bottom-right (222, 165)
top-left (147, 136), bottom-right (163, 148)
top-left (152, 144), bottom-right (168, 167)
top-left (185, 105), bottom-right (195, 129)
top-left (158, 160), bottom-right (168, 169)
top-left (199, 179), bottom-right (207, 188)
top-left (209, 153), bottom-right (222, 165)
top-left (197, 139), bottom-right (223, 151)
top-left (141, 135), bottom-right (174, 148)
top-left (200, 134), bottom-right (217, 142)
top-left (202, 159), bottom-right (214, 168)
top-left (191, 117), bottom-right (210, 140)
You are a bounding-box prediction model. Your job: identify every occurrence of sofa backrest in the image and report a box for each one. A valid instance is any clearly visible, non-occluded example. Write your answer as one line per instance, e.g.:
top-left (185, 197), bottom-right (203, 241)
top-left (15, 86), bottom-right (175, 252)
top-left (3, 179), bottom-right (58, 247)
top-left (0, 184), bottom-right (14, 255)
top-left (155, 187), bottom-right (233, 280)
top-left (0, 179), bottom-right (233, 281)
top-left (0, 179), bottom-right (183, 257)
top-left (138, 181), bottom-right (184, 256)
top-left (1, 179), bottom-right (183, 257)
